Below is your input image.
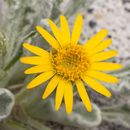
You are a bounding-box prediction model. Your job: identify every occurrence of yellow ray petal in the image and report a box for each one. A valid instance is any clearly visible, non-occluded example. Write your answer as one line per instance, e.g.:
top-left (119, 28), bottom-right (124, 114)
top-left (91, 62), bottom-right (123, 71)
top-left (24, 64), bottom-right (53, 74)
top-left (64, 81), bottom-right (73, 114)
top-left (36, 26), bottom-right (60, 49)
top-left (86, 71), bottom-right (119, 83)
top-left (76, 79), bottom-right (92, 112)
top-left (27, 71), bottom-right (55, 89)
top-left (81, 75), bottom-right (112, 97)
top-left (88, 39), bottom-right (112, 55)
top-left (71, 15), bottom-right (83, 44)
top-left (84, 29), bottom-right (109, 51)
top-left (20, 56), bottom-right (50, 65)
top-left (55, 79), bottom-right (66, 110)
top-left (47, 19), bottom-right (65, 46)
top-left (23, 43), bottom-right (49, 57)
top-left (91, 50), bottom-right (118, 62)
top-left (42, 75), bottom-right (61, 99)
top-left (60, 15), bottom-right (71, 45)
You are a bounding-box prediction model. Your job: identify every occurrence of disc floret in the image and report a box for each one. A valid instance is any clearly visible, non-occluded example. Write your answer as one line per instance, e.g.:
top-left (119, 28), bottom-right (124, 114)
top-left (52, 45), bottom-right (90, 81)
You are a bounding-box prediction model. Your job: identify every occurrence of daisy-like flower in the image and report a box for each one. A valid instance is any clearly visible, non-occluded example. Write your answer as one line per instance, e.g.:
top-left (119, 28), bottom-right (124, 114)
top-left (20, 15), bottom-right (122, 114)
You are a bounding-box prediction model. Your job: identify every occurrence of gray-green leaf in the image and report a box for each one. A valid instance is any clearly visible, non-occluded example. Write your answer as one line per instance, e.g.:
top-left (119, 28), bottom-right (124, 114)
top-left (102, 101), bottom-right (130, 128)
top-left (0, 88), bottom-right (15, 121)
top-left (26, 97), bottom-right (101, 128)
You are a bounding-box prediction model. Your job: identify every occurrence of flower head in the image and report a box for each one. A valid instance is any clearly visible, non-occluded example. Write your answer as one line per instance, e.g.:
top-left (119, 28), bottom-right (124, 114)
top-left (20, 15), bottom-right (122, 114)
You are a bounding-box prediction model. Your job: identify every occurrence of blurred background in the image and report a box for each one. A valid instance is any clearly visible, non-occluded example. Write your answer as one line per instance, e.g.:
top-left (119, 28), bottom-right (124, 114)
top-left (0, 0), bottom-right (130, 130)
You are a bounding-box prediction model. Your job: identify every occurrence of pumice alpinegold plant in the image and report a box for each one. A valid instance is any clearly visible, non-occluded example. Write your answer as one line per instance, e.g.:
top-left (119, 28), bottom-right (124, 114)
top-left (0, 0), bottom-right (129, 130)
top-left (20, 15), bottom-right (122, 114)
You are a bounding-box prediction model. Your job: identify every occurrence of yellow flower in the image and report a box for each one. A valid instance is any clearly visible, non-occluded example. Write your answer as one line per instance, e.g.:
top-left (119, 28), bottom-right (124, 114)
top-left (20, 15), bottom-right (122, 114)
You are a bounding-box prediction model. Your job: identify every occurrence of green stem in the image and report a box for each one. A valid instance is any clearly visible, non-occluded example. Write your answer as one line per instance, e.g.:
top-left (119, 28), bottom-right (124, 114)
top-left (9, 83), bottom-right (24, 91)
top-left (15, 87), bottom-right (27, 102)
top-left (3, 31), bottom-right (36, 71)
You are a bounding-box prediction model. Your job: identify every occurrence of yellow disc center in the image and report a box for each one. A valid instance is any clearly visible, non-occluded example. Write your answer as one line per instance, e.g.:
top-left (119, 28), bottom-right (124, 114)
top-left (52, 45), bottom-right (90, 81)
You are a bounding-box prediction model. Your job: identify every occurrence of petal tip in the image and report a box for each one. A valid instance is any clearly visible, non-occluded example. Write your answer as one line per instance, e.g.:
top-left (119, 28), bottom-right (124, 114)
top-left (77, 14), bottom-right (83, 21)
top-left (107, 92), bottom-right (112, 98)
top-left (26, 82), bottom-right (36, 89)
top-left (77, 13), bottom-right (83, 17)
top-left (66, 110), bottom-right (72, 114)
top-left (99, 29), bottom-right (109, 35)
top-left (42, 94), bottom-right (47, 99)
top-left (108, 38), bottom-right (112, 41)
top-left (87, 104), bottom-right (92, 112)
top-left (27, 85), bottom-right (33, 89)
top-left (120, 65), bottom-right (124, 69)
top-left (115, 78), bottom-right (120, 83)
top-left (23, 42), bottom-right (29, 46)
top-left (47, 18), bottom-right (51, 23)
top-left (55, 103), bottom-right (61, 111)
top-left (60, 15), bottom-right (65, 18)
top-left (24, 70), bottom-right (29, 74)
top-left (19, 58), bottom-right (24, 63)
top-left (23, 43), bottom-right (27, 47)
top-left (102, 28), bottom-right (109, 32)
top-left (55, 106), bottom-right (59, 111)
top-left (36, 26), bottom-right (42, 31)
top-left (88, 108), bottom-right (92, 112)
top-left (116, 64), bottom-right (123, 70)
top-left (108, 38), bottom-right (112, 43)
top-left (115, 50), bottom-right (118, 55)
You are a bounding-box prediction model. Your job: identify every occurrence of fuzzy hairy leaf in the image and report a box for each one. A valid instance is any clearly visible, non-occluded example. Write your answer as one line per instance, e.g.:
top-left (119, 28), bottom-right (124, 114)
top-left (102, 100), bottom-right (130, 128)
top-left (23, 91), bottom-right (101, 128)
top-left (0, 88), bottom-right (15, 121)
